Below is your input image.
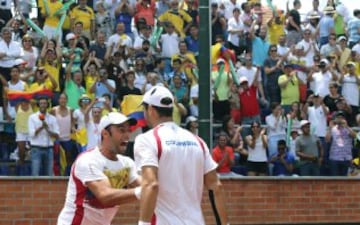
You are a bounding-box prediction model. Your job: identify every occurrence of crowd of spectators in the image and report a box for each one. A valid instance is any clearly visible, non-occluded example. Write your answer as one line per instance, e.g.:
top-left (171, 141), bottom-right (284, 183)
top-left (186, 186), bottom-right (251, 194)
top-left (0, 0), bottom-right (359, 177)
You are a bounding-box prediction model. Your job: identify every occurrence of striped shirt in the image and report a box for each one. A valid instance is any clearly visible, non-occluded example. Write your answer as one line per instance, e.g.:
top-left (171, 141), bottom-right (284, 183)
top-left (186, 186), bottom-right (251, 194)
top-left (347, 17), bottom-right (360, 43)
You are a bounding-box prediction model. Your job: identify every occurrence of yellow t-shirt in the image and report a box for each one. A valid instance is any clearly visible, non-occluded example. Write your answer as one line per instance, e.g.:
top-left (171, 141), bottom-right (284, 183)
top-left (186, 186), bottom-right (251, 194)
top-left (44, 62), bottom-right (61, 92)
top-left (172, 105), bottom-right (182, 125)
top-left (158, 9), bottom-right (192, 37)
top-left (39, 1), bottom-right (63, 28)
top-left (15, 105), bottom-right (33, 133)
top-left (102, 108), bottom-right (118, 117)
top-left (278, 74), bottom-right (299, 105)
top-left (84, 74), bottom-right (97, 100)
top-left (267, 17), bottom-right (285, 45)
top-left (70, 6), bottom-right (95, 30)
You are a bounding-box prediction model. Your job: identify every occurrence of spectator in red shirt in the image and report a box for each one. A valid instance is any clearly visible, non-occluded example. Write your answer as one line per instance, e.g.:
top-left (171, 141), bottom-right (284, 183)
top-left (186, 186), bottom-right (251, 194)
top-left (239, 67), bottom-right (261, 136)
top-left (135, 0), bottom-right (156, 26)
top-left (212, 132), bottom-right (235, 175)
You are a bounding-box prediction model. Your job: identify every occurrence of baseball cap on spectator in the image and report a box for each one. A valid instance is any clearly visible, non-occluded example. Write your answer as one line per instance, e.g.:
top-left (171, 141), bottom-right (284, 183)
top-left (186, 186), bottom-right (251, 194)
top-left (186, 116), bottom-right (197, 124)
top-left (313, 92), bottom-right (320, 97)
top-left (308, 12), bottom-right (320, 19)
top-left (99, 112), bottom-right (137, 131)
top-left (335, 110), bottom-right (345, 117)
top-left (66, 33), bottom-right (76, 41)
top-left (346, 61), bottom-right (356, 67)
top-left (337, 36), bottom-right (347, 43)
top-left (216, 58), bottom-right (225, 64)
top-left (320, 59), bottom-right (329, 65)
top-left (142, 86), bottom-right (174, 108)
top-left (324, 6), bottom-right (335, 14)
top-left (300, 120), bottom-right (310, 128)
top-left (239, 77), bottom-right (249, 84)
top-left (14, 58), bottom-right (27, 66)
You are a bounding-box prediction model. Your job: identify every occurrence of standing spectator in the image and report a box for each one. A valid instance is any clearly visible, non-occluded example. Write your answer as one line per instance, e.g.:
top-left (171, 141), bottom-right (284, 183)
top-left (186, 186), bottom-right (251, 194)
top-left (245, 121), bottom-right (268, 176)
top-left (28, 97), bottom-right (60, 176)
top-left (20, 35), bottom-right (39, 74)
top-left (185, 24), bottom-right (199, 60)
top-left (286, 0), bottom-right (302, 47)
top-left (318, 6), bottom-right (335, 47)
top-left (212, 132), bottom-right (236, 176)
top-left (15, 100), bottom-right (32, 165)
top-left (7, 66), bottom-right (26, 120)
top-left (267, 11), bottom-right (286, 46)
top-left (239, 73), bottom-right (261, 132)
top-left (89, 31), bottom-right (107, 63)
top-left (307, 59), bottom-right (338, 98)
top-left (278, 64), bottom-right (301, 112)
top-left (39, 0), bottom-right (63, 41)
top-left (95, 1), bottom-right (114, 40)
top-left (115, 0), bottom-right (135, 39)
top-left (135, 0), bottom-right (156, 27)
top-left (73, 94), bottom-right (93, 131)
top-left (83, 53), bottom-right (101, 99)
top-left (211, 59), bottom-right (231, 122)
top-left (0, 0), bottom-right (12, 31)
top-left (134, 86), bottom-right (229, 225)
top-left (86, 106), bottom-right (102, 150)
top-left (305, 0), bottom-right (323, 22)
top-left (108, 22), bottom-right (133, 56)
top-left (237, 54), bottom-right (265, 102)
top-left (323, 82), bottom-right (342, 114)
top-left (320, 33), bottom-right (341, 58)
top-left (64, 57), bottom-right (86, 110)
top-left (50, 93), bottom-right (76, 176)
top-left (227, 8), bottom-right (244, 56)
top-left (295, 120), bottom-right (323, 176)
top-left (57, 112), bottom-right (140, 225)
top-left (326, 111), bottom-right (356, 176)
top-left (0, 73), bottom-right (9, 130)
top-left (298, 29), bottom-right (319, 67)
top-left (211, 4), bottom-right (227, 44)
top-left (229, 83), bottom-right (241, 124)
top-left (159, 22), bottom-right (180, 74)
top-left (338, 36), bottom-right (351, 69)
top-left (240, 2), bottom-right (253, 32)
top-left (339, 61), bottom-right (360, 125)
top-left (0, 27), bottom-right (21, 81)
top-left (221, 0), bottom-right (242, 21)
top-left (189, 82), bottom-right (198, 117)
top-left (62, 33), bottom-right (85, 73)
top-left (264, 45), bottom-right (283, 104)
top-left (250, 23), bottom-right (269, 67)
top-left (347, 9), bottom-right (360, 48)
top-left (277, 35), bottom-right (290, 57)
top-left (70, 0), bottom-right (95, 40)
top-left (270, 139), bottom-right (295, 176)
top-left (133, 58), bottom-right (148, 90)
top-left (158, 0), bottom-right (193, 37)
top-left (117, 70), bottom-right (142, 106)
top-left (265, 102), bottom-right (287, 162)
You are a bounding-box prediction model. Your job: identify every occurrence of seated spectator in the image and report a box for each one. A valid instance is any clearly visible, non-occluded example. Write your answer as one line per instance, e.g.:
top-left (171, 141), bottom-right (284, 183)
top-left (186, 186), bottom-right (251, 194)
top-left (89, 31), bottom-right (107, 63)
top-left (270, 139), bottom-right (295, 176)
top-left (114, 0), bottom-right (135, 39)
top-left (0, 27), bottom-right (21, 81)
top-left (166, 58), bottom-right (187, 87)
top-left (229, 83), bottom-right (241, 124)
top-left (169, 74), bottom-right (188, 107)
top-left (212, 132), bottom-right (237, 176)
top-left (73, 94), bottom-right (93, 131)
top-left (245, 121), bottom-right (268, 176)
top-left (185, 115), bottom-right (198, 135)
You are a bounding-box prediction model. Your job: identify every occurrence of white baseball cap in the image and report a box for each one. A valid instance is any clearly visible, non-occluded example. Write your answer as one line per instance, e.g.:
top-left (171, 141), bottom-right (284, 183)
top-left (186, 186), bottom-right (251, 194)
top-left (99, 112), bottom-right (137, 131)
top-left (186, 116), bottom-right (197, 124)
top-left (300, 120), bottom-right (310, 128)
top-left (239, 76), bottom-right (249, 84)
top-left (66, 33), bottom-right (76, 41)
top-left (142, 86), bottom-right (174, 108)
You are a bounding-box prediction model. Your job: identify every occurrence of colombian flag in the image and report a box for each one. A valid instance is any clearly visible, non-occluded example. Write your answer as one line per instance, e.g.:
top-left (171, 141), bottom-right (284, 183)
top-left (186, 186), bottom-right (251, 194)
top-left (7, 89), bottom-right (53, 106)
top-left (121, 95), bottom-right (147, 130)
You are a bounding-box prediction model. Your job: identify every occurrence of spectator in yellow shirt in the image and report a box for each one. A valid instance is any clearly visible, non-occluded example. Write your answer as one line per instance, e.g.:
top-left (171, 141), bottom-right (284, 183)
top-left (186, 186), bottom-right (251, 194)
top-left (158, 0), bottom-right (193, 38)
top-left (69, 0), bottom-right (95, 40)
top-left (39, 0), bottom-right (63, 41)
top-left (267, 11), bottom-right (286, 45)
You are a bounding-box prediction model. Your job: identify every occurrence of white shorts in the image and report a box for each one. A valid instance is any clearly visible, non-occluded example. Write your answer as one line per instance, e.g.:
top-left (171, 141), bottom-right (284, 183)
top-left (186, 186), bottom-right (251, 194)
top-left (16, 132), bottom-right (29, 142)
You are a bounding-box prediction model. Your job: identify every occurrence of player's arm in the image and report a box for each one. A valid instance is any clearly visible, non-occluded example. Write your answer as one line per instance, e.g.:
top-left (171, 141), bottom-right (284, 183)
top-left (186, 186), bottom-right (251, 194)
top-left (204, 170), bottom-right (229, 225)
top-left (86, 179), bottom-right (140, 207)
top-left (139, 166), bottom-right (159, 223)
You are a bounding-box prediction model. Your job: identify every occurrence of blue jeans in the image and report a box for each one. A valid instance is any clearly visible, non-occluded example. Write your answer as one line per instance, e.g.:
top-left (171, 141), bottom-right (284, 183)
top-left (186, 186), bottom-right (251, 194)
top-left (299, 162), bottom-right (320, 176)
top-left (31, 146), bottom-right (53, 176)
top-left (329, 160), bottom-right (351, 176)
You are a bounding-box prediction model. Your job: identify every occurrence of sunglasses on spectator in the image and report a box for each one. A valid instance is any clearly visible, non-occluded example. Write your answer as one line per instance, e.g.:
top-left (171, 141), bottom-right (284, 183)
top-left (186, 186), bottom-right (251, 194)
top-left (270, 49), bottom-right (277, 52)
